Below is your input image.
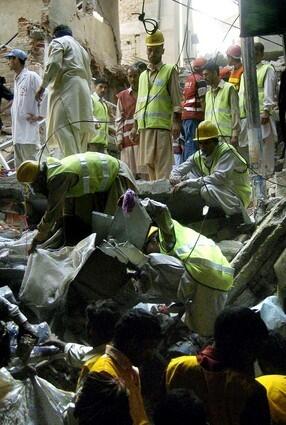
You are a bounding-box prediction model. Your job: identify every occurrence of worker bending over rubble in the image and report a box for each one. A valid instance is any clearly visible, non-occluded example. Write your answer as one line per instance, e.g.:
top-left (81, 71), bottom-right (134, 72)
top-left (16, 152), bottom-right (136, 251)
top-left (142, 199), bottom-right (233, 337)
top-left (170, 120), bottom-right (252, 222)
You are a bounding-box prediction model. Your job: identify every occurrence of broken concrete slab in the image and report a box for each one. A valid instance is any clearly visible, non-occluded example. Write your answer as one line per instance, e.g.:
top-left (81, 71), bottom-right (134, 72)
top-left (217, 240), bottom-right (244, 261)
top-left (227, 198), bottom-right (286, 307)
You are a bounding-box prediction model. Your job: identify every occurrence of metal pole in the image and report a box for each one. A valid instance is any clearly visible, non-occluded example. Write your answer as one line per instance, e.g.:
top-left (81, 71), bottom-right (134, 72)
top-left (241, 37), bottom-right (266, 206)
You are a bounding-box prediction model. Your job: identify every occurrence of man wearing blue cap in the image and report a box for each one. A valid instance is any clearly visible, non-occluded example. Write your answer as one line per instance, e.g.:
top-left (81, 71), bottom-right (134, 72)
top-left (5, 49), bottom-right (46, 168)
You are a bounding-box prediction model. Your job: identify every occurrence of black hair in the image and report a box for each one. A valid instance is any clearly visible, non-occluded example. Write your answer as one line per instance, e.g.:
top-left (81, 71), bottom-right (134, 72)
top-left (254, 42), bottom-right (264, 54)
top-left (94, 78), bottom-right (108, 86)
top-left (153, 389), bottom-right (207, 425)
top-left (85, 299), bottom-right (121, 343)
top-left (53, 24), bottom-right (73, 38)
top-left (0, 76), bottom-right (6, 85)
top-left (74, 371), bottom-right (133, 425)
top-left (203, 61), bottom-right (219, 75)
top-left (112, 309), bottom-right (162, 350)
top-left (19, 58), bottom-right (26, 66)
top-left (214, 307), bottom-right (268, 369)
top-left (132, 61), bottom-right (147, 73)
top-left (257, 330), bottom-right (286, 375)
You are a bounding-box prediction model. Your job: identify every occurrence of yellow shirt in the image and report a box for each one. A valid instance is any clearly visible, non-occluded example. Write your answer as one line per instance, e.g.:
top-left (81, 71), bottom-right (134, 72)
top-left (90, 345), bottom-right (150, 425)
top-left (166, 355), bottom-right (270, 425)
top-left (256, 375), bottom-right (286, 424)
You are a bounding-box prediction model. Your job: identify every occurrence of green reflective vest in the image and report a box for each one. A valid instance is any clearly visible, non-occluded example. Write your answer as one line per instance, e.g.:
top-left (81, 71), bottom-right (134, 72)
top-left (90, 94), bottom-right (109, 146)
top-left (193, 142), bottom-right (251, 207)
top-left (239, 63), bottom-right (273, 118)
top-left (136, 64), bottom-right (174, 130)
top-left (159, 220), bottom-right (234, 292)
top-left (205, 82), bottom-right (234, 137)
top-left (47, 152), bottom-right (120, 198)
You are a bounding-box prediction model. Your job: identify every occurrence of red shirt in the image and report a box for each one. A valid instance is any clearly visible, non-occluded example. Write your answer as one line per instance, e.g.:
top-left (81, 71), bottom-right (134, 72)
top-left (182, 72), bottom-right (206, 121)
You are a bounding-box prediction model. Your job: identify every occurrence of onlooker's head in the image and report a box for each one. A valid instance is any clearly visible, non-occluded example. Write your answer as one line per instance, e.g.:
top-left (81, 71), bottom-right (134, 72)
top-left (202, 61), bottom-right (220, 86)
top-left (0, 322), bottom-right (10, 367)
top-left (145, 30), bottom-right (165, 66)
top-left (226, 45), bottom-right (242, 66)
top-left (74, 371), bottom-right (133, 425)
top-left (5, 49), bottom-right (27, 73)
top-left (192, 57), bottom-right (207, 74)
top-left (254, 42), bottom-right (264, 64)
top-left (214, 307), bottom-right (268, 372)
top-left (53, 24), bottom-right (73, 38)
top-left (153, 389), bottom-right (207, 425)
top-left (94, 78), bottom-right (108, 98)
top-left (257, 330), bottom-right (286, 375)
top-left (127, 62), bottom-right (147, 91)
top-left (85, 299), bottom-right (121, 347)
top-left (112, 309), bottom-right (162, 366)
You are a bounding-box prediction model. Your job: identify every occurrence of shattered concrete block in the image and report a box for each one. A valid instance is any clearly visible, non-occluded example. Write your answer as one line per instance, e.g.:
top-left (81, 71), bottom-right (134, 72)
top-left (227, 198), bottom-right (286, 306)
top-left (217, 240), bottom-right (243, 261)
top-left (274, 248), bottom-right (286, 308)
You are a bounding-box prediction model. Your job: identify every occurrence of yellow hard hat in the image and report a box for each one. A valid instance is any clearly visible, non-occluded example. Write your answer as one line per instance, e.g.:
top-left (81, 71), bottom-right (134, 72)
top-left (194, 120), bottom-right (219, 141)
top-left (145, 30), bottom-right (164, 47)
top-left (148, 226), bottom-right (159, 239)
top-left (16, 160), bottom-right (40, 183)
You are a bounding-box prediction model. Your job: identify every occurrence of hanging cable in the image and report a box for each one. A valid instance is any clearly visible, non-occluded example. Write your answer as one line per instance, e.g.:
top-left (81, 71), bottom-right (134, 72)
top-left (132, 0), bottom-right (158, 35)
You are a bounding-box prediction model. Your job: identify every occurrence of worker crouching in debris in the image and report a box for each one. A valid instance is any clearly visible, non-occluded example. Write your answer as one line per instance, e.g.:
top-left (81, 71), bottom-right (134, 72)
top-left (170, 120), bottom-right (252, 223)
top-left (142, 199), bottom-right (233, 337)
top-left (16, 152), bottom-right (137, 252)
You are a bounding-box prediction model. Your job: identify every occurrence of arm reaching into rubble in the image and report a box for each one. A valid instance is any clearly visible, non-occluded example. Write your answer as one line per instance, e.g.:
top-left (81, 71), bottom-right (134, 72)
top-left (35, 173), bottom-right (78, 244)
top-left (141, 198), bottom-right (176, 253)
top-left (0, 297), bottom-right (37, 339)
top-left (169, 155), bottom-right (201, 186)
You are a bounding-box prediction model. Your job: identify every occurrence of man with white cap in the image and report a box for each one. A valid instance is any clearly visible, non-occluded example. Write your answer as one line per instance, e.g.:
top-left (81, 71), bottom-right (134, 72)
top-left (226, 45), bottom-right (244, 91)
top-left (5, 48), bottom-right (46, 168)
top-left (181, 57), bottom-right (207, 160)
top-left (132, 30), bottom-right (182, 181)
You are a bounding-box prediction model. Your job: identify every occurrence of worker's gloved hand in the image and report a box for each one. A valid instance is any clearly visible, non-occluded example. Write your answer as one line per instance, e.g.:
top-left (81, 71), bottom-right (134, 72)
top-left (169, 174), bottom-right (181, 186)
top-left (172, 181), bottom-right (188, 192)
top-left (19, 321), bottom-right (38, 341)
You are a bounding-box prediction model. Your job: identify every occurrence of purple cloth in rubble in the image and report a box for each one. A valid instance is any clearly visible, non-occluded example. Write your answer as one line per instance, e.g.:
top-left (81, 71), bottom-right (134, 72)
top-left (122, 189), bottom-right (136, 214)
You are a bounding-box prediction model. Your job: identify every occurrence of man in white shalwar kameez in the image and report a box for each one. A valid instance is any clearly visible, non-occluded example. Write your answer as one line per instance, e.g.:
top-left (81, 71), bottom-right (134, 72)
top-left (5, 49), bottom-right (46, 168)
top-left (36, 25), bottom-right (95, 157)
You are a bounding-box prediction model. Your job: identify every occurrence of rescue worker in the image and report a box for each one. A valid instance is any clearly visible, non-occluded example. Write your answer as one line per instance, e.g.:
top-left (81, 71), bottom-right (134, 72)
top-left (89, 78), bottom-right (110, 153)
top-left (181, 57), bottom-right (207, 160)
top-left (142, 198), bottom-right (234, 337)
top-left (203, 61), bottom-right (240, 146)
top-left (239, 42), bottom-right (277, 176)
top-left (131, 30), bottom-right (182, 181)
top-left (170, 121), bottom-right (252, 223)
top-left (226, 45), bottom-right (244, 91)
top-left (16, 152), bottom-right (137, 251)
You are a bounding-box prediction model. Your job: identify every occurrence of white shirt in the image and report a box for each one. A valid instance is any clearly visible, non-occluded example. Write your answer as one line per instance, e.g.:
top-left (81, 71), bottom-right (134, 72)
top-left (11, 68), bottom-right (46, 145)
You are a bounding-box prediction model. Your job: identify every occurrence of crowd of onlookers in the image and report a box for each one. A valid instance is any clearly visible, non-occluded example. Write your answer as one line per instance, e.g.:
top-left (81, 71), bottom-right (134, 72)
top-left (0, 295), bottom-right (285, 424)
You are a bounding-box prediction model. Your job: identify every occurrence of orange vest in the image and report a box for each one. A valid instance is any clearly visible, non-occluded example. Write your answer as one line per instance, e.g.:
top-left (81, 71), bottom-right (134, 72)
top-left (228, 65), bottom-right (244, 91)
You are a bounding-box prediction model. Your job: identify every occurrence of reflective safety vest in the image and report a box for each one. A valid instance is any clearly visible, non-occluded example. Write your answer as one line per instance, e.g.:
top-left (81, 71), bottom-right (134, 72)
top-left (228, 64), bottom-right (243, 91)
top-left (159, 220), bottom-right (234, 292)
top-left (90, 94), bottom-right (109, 146)
top-left (239, 63), bottom-right (273, 118)
top-left (136, 64), bottom-right (174, 130)
top-left (46, 152), bottom-right (120, 198)
top-left (193, 142), bottom-right (251, 207)
top-left (205, 82), bottom-right (234, 137)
